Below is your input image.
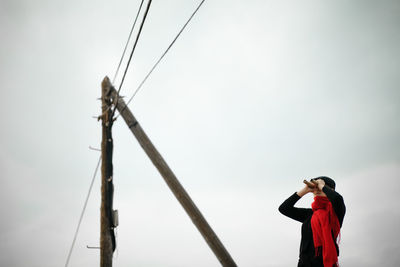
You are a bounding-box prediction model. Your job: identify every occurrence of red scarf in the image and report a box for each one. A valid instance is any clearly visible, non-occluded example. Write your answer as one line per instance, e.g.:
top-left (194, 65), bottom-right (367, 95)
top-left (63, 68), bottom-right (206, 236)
top-left (311, 196), bottom-right (340, 267)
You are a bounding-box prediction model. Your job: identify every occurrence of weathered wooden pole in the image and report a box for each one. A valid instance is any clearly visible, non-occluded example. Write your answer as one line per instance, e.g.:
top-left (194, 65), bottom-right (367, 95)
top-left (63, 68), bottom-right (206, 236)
top-left (104, 77), bottom-right (237, 267)
top-left (100, 77), bottom-right (116, 267)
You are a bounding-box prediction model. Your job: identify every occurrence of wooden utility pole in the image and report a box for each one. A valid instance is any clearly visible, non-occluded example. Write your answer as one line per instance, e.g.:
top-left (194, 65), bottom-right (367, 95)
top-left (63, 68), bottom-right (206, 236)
top-left (106, 78), bottom-right (237, 267)
top-left (100, 77), bottom-right (116, 267)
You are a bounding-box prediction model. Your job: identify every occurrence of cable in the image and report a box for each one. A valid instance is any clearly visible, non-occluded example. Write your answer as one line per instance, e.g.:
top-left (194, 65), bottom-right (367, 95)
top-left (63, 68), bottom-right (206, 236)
top-left (64, 155), bottom-right (102, 267)
top-left (116, 0), bottom-right (206, 118)
top-left (112, 0), bottom-right (145, 84)
top-left (112, 0), bottom-right (153, 118)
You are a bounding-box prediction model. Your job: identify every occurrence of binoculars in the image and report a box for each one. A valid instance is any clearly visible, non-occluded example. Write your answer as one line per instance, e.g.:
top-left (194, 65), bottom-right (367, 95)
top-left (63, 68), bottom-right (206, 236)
top-left (303, 179), bottom-right (318, 188)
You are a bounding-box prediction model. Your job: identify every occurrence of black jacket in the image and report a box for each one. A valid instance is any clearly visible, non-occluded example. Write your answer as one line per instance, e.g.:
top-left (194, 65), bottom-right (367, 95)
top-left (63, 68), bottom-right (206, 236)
top-left (278, 187), bottom-right (346, 267)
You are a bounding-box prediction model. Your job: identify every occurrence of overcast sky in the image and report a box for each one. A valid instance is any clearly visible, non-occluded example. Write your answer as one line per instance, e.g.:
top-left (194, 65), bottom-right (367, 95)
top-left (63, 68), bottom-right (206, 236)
top-left (1, 0), bottom-right (400, 266)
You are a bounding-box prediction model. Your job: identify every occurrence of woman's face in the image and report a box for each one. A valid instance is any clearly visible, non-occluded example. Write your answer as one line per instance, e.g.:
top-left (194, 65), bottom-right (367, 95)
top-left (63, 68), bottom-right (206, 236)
top-left (313, 190), bottom-right (327, 197)
top-left (312, 179), bottom-right (328, 197)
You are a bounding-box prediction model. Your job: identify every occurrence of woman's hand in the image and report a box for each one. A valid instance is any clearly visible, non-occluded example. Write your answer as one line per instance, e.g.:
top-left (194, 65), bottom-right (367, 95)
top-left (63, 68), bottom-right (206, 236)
top-left (314, 179), bottom-right (325, 191)
top-left (297, 184), bottom-right (315, 197)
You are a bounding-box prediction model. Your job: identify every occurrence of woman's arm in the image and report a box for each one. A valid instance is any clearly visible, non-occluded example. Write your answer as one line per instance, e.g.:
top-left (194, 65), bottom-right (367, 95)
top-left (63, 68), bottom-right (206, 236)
top-left (316, 179), bottom-right (346, 227)
top-left (314, 179), bottom-right (346, 226)
top-left (278, 185), bottom-right (313, 222)
top-left (322, 186), bottom-right (346, 226)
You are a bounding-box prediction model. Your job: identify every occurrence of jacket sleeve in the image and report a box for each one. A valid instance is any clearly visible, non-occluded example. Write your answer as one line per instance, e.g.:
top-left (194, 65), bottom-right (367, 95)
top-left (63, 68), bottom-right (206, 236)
top-left (323, 186), bottom-right (346, 226)
top-left (278, 192), bottom-right (313, 223)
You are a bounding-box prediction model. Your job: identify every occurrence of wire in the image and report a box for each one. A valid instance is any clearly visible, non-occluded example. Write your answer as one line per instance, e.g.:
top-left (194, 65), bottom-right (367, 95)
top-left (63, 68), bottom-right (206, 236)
top-left (64, 2), bottom-right (206, 264)
top-left (112, 0), bottom-right (145, 85)
top-left (115, 0), bottom-right (206, 118)
top-left (64, 155), bottom-right (102, 267)
top-left (112, 0), bottom-right (153, 118)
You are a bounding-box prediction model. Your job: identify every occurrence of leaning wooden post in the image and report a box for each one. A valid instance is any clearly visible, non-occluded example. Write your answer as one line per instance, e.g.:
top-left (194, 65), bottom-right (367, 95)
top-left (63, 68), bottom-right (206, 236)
top-left (100, 77), bottom-right (116, 267)
top-left (105, 78), bottom-right (237, 267)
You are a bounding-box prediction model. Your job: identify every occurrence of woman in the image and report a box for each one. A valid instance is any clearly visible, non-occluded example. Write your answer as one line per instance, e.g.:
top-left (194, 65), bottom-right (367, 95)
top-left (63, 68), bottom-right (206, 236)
top-left (279, 176), bottom-right (346, 267)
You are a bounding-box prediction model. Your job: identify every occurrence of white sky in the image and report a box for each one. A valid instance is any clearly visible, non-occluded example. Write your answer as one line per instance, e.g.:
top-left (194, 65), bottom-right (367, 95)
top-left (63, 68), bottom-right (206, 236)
top-left (1, 0), bottom-right (400, 266)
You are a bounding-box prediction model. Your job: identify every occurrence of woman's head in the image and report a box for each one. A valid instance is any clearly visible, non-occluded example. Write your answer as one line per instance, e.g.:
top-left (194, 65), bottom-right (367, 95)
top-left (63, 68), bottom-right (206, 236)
top-left (311, 176), bottom-right (336, 196)
top-left (312, 176), bottom-right (336, 190)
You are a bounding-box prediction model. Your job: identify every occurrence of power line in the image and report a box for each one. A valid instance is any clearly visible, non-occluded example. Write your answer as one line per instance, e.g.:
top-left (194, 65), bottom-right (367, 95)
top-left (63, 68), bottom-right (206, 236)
top-left (112, 0), bottom-right (153, 118)
top-left (112, 0), bottom-right (145, 84)
top-left (115, 0), bottom-right (206, 118)
top-left (64, 155), bottom-right (101, 267)
top-left (65, 2), bottom-right (152, 263)
top-left (65, 1), bottom-right (206, 261)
